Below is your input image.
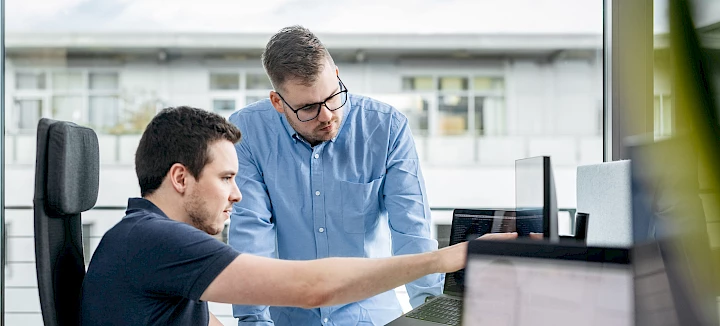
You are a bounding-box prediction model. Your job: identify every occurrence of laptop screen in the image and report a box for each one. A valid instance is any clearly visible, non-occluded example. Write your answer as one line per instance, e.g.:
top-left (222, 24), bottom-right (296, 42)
top-left (444, 210), bottom-right (515, 297)
top-left (462, 241), bottom-right (633, 326)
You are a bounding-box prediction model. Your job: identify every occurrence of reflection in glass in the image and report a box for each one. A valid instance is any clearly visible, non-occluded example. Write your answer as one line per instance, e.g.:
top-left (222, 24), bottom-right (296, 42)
top-left (439, 95), bottom-right (468, 135)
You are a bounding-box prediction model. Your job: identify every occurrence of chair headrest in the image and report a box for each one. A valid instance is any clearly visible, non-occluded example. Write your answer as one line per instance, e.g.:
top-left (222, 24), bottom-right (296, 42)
top-left (46, 121), bottom-right (100, 215)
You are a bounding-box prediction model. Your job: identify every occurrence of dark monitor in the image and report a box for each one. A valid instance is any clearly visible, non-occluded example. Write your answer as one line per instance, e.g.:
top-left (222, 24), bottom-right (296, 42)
top-left (515, 156), bottom-right (559, 242)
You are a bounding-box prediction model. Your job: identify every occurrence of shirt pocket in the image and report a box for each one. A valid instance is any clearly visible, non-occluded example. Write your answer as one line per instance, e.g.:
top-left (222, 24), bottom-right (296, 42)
top-left (340, 176), bottom-right (383, 234)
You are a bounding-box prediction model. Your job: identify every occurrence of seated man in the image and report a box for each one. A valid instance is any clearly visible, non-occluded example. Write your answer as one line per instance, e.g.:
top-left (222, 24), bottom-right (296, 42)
top-left (80, 106), bottom-right (516, 326)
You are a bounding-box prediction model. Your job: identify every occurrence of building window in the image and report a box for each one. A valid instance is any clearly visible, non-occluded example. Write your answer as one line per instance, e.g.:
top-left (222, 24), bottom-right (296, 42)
top-left (246, 73), bottom-right (272, 90)
top-left (11, 70), bottom-right (121, 133)
top-left (402, 76), bottom-right (434, 91)
top-left (82, 223), bottom-right (93, 264)
top-left (439, 95), bottom-right (469, 135)
top-left (16, 72), bottom-right (46, 90)
top-left (213, 99), bottom-right (236, 116)
top-left (14, 99), bottom-right (43, 130)
top-left (402, 75), bottom-right (506, 137)
top-left (210, 73), bottom-right (240, 90)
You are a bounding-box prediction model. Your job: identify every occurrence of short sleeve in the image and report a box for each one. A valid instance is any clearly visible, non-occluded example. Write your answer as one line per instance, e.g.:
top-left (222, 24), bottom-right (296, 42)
top-left (125, 218), bottom-right (240, 301)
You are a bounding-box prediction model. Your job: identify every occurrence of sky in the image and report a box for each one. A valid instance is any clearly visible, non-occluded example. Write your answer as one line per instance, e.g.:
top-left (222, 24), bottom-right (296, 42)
top-left (6, 0), bottom-right (605, 34)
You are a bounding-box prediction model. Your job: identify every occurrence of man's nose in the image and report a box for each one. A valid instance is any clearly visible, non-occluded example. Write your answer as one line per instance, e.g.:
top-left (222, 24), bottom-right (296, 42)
top-left (317, 104), bottom-right (333, 122)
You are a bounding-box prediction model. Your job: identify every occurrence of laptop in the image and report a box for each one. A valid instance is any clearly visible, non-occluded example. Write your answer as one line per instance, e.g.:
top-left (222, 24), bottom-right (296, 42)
top-left (388, 209), bottom-right (518, 326)
top-left (462, 239), bottom-right (633, 326)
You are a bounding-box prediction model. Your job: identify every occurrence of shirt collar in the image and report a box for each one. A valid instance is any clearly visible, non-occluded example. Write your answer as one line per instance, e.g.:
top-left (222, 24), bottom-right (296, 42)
top-left (125, 197), bottom-right (168, 218)
top-left (279, 95), bottom-right (353, 145)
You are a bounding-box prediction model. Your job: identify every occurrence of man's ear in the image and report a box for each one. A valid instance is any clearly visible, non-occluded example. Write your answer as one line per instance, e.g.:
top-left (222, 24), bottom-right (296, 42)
top-left (269, 91), bottom-right (284, 114)
top-left (168, 163), bottom-right (190, 195)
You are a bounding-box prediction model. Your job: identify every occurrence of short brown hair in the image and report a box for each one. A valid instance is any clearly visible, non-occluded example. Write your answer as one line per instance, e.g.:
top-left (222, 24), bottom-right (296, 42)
top-left (135, 106), bottom-right (242, 197)
top-left (262, 25), bottom-right (334, 91)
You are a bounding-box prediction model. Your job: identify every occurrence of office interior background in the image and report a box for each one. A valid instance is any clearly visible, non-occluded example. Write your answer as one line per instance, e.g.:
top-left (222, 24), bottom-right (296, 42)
top-left (1, 0), bottom-right (719, 325)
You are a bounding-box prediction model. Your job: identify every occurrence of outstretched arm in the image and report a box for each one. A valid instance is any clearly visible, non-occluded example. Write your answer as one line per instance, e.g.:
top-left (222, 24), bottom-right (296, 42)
top-left (201, 233), bottom-right (517, 308)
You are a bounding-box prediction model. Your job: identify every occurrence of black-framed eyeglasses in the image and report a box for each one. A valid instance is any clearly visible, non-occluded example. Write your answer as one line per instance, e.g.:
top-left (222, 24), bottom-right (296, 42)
top-left (276, 77), bottom-right (348, 122)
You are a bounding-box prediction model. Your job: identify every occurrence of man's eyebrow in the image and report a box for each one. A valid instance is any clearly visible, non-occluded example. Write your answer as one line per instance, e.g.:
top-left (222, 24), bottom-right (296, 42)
top-left (220, 170), bottom-right (237, 176)
top-left (296, 85), bottom-right (341, 108)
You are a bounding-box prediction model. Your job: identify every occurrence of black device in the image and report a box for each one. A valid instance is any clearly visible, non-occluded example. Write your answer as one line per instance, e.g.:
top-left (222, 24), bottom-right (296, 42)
top-left (462, 239), bottom-right (633, 326)
top-left (386, 209), bottom-right (508, 326)
top-left (515, 156), bottom-right (558, 241)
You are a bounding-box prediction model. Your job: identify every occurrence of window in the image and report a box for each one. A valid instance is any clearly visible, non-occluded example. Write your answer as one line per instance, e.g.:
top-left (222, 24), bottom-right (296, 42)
top-left (209, 71), bottom-right (272, 114)
top-left (14, 99), bottom-right (42, 130)
top-left (402, 76), bottom-right (434, 91)
top-left (213, 99), bottom-right (236, 116)
top-left (438, 95), bottom-right (468, 135)
top-left (246, 73), bottom-right (272, 90)
top-left (16, 72), bottom-right (45, 90)
top-left (10, 70), bottom-right (121, 132)
top-left (210, 73), bottom-right (240, 90)
top-left (401, 74), bottom-right (507, 137)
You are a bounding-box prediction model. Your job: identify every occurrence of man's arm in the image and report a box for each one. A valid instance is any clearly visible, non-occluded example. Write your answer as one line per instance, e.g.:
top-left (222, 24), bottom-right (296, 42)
top-left (228, 119), bottom-right (276, 325)
top-left (201, 233), bottom-right (516, 307)
top-left (383, 113), bottom-right (443, 307)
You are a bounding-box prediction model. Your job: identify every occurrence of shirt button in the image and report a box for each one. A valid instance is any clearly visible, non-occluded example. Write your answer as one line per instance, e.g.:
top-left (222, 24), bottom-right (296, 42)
top-left (323, 318), bottom-right (329, 323)
top-left (314, 153), bottom-right (320, 159)
top-left (315, 191), bottom-right (320, 196)
top-left (318, 227), bottom-right (325, 233)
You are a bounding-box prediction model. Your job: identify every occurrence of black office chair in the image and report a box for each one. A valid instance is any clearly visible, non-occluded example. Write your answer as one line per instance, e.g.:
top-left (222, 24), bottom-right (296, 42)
top-left (33, 118), bottom-right (99, 326)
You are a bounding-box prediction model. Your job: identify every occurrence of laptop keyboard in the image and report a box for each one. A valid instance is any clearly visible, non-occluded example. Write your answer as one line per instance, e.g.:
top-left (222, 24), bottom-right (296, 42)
top-left (405, 297), bottom-right (462, 325)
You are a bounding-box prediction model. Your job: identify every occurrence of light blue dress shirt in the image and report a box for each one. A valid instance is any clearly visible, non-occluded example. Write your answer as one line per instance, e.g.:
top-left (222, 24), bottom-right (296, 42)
top-left (228, 94), bottom-right (443, 326)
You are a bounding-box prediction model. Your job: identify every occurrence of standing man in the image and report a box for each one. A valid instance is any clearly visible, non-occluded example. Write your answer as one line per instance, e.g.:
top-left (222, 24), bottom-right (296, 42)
top-left (229, 25), bottom-right (442, 325)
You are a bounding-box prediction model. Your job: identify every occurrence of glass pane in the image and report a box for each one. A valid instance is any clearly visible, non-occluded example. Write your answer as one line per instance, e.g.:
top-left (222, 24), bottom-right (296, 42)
top-left (438, 95), bottom-right (468, 135)
top-left (439, 77), bottom-right (468, 91)
top-left (210, 73), bottom-right (239, 90)
top-left (482, 97), bottom-right (506, 136)
top-left (89, 72), bottom-right (119, 90)
top-left (52, 96), bottom-right (84, 122)
top-left (246, 73), bottom-right (272, 90)
top-left (52, 72), bottom-right (84, 91)
top-left (15, 99), bottom-right (43, 129)
top-left (402, 76), bottom-right (434, 91)
top-left (213, 99), bottom-right (236, 113)
top-left (89, 96), bottom-right (120, 130)
top-left (473, 77), bottom-right (504, 91)
top-left (474, 96), bottom-right (485, 135)
top-left (16, 73), bottom-right (45, 90)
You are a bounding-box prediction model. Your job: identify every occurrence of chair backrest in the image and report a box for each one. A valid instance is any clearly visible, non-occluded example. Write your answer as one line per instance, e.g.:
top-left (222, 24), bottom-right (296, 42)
top-left (33, 118), bottom-right (99, 326)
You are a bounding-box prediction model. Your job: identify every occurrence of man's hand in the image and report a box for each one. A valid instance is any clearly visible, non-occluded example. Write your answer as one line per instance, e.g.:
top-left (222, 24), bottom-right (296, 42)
top-left (434, 232), bottom-right (518, 273)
